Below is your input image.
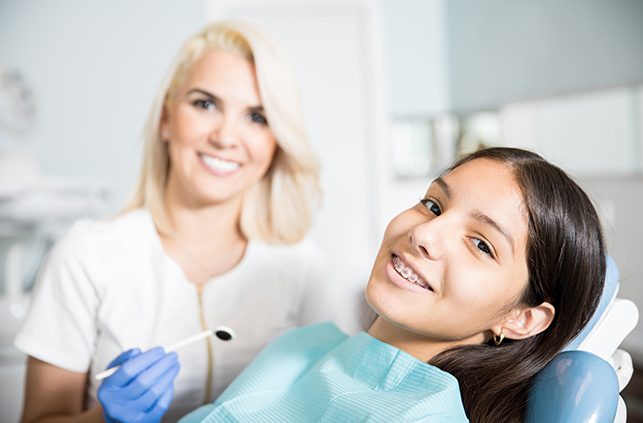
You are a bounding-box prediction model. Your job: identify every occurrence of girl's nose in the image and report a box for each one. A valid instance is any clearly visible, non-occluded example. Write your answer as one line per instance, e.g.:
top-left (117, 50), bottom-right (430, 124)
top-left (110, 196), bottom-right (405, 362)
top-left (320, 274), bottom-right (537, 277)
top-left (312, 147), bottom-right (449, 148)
top-left (408, 219), bottom-right (444, 260)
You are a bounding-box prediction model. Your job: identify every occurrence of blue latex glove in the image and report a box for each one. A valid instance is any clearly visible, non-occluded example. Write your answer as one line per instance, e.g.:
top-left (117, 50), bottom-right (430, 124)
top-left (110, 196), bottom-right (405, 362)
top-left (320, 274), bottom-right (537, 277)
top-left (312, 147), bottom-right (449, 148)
top-left (97, 347), bottom-right (180, 423)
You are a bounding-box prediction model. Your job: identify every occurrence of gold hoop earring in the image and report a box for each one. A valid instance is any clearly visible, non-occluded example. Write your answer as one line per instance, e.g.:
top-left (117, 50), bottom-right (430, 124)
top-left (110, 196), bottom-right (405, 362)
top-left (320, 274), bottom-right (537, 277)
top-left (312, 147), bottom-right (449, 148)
top-left (493, 329), bottom-right (505, 346)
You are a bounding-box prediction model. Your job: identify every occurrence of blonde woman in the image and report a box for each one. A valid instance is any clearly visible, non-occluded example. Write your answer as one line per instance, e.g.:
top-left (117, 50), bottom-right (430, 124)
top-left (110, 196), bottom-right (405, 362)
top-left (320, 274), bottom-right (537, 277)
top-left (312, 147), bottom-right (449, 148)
top-left (16, 21), bottom-right (333, 422)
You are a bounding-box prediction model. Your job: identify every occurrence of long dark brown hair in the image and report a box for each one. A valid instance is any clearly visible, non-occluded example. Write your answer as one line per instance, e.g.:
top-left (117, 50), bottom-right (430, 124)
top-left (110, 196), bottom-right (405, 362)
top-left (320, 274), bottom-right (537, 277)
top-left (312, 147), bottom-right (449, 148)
top-left (429, 147), bottom-right (606, 422)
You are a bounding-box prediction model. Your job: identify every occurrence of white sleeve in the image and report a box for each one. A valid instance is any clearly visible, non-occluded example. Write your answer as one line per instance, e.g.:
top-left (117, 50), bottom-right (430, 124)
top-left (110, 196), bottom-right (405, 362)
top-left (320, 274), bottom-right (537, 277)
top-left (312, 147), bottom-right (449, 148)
top-left (14, 229), bottom-right (100, 373)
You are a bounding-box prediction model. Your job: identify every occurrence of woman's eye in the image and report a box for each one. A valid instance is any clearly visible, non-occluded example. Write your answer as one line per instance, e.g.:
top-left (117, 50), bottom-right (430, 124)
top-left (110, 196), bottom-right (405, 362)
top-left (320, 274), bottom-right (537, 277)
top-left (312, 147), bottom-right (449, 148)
top-left (249, 111), bottom-right (268, 126)
top-left (420, 199), bottom-right (441, 216)
top-left (472, 238), bottom-right (494, 257)
top-left (193, 99), bottom-right (216, 110)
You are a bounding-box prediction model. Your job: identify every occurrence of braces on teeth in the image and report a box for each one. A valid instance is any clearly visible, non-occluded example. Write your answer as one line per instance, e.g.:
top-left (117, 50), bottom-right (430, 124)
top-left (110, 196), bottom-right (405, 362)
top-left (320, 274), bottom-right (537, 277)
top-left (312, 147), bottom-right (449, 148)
top-left (393, 255), bottom-right (430, 290)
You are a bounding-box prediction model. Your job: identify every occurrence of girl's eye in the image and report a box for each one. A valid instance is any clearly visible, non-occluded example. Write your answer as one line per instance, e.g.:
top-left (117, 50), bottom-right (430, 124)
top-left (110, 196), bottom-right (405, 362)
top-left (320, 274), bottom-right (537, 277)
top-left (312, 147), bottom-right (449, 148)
top-left (193, 99), bottom-right (216, 110)
top-left (420, 199), bottom-right (441, 216)
top-left (249, 111), bottom-right (268, 126)
top-left (472, 238), bottom-right (494, 257)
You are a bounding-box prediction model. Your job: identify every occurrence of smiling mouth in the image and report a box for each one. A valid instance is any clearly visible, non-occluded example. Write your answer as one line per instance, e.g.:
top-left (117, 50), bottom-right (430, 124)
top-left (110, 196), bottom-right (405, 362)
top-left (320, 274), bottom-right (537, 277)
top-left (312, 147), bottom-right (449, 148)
top-left (392, 254), bottom-right (433, 292)
top-left (199, 153), bottom-right (241, 173)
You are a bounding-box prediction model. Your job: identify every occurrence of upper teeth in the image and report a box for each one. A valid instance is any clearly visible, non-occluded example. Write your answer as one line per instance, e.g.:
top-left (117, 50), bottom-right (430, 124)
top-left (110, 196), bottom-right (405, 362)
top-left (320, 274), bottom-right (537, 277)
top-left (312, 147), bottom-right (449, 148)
top-left (393, 255), bottom-right (431, 291)
top-left (200, 154), bottom-right (240, 172)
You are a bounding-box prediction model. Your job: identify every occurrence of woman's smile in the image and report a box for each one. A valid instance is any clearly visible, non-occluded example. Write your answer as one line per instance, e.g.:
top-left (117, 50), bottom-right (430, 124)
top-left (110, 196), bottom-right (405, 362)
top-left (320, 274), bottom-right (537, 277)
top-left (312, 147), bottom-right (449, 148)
top-left (198, 152), bottom-right (241, 176)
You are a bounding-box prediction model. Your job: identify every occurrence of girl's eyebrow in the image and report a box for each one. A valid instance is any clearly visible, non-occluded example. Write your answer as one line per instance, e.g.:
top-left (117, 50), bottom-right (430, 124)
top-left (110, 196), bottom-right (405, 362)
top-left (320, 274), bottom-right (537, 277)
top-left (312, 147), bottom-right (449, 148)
top-left (433, 176), bottom-right (515, 255)
top-left (471, 209), bottom-right (515, 255)
top-left (433, 177), bottom-right (451, 197)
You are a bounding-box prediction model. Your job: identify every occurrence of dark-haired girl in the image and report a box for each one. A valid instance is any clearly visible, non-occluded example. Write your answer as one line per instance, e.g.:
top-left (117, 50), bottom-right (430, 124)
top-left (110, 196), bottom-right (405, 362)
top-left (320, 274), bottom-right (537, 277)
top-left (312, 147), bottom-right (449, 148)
top-left (183, 147), bottom-right (605, 422)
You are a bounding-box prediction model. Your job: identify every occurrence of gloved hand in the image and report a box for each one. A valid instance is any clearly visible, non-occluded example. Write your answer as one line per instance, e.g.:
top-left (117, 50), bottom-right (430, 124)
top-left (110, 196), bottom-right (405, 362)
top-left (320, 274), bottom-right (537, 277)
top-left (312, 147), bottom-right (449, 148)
top-left (97, 347), bottom-right (180, 423)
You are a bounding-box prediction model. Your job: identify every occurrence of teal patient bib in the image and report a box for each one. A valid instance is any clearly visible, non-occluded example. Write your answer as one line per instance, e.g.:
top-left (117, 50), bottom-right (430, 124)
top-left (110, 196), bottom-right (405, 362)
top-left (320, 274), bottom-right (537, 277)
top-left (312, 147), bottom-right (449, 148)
top-left (180, 322), bottom-right (468, 422)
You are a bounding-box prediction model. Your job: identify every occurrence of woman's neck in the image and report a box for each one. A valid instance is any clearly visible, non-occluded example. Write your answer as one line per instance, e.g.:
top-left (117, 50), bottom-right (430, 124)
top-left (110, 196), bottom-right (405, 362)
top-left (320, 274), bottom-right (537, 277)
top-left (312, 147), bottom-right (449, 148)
top-left (163, 198), bottom-right (243, 246)
top-left (159, 186), bottom-right (247, 285)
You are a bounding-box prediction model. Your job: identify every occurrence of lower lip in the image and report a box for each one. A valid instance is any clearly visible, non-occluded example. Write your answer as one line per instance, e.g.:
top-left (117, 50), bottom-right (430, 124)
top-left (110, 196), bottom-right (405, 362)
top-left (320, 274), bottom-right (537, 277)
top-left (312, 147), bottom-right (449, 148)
top-left (385, 259), bottom-right (432, 294)
top-left (198, 154), bottom-right (240, 177)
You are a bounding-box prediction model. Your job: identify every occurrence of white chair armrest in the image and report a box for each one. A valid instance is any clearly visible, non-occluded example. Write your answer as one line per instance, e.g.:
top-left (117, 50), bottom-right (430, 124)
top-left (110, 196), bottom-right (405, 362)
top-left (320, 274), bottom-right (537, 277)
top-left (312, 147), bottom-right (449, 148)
top-left (615, 395), bottom-right (626, 423)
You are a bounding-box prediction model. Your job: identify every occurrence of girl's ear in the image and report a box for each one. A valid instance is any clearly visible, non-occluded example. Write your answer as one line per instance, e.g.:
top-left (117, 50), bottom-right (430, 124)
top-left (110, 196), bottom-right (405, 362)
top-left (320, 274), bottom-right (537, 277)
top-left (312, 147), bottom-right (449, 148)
top-left (496, 302), bottom-right (555, 340)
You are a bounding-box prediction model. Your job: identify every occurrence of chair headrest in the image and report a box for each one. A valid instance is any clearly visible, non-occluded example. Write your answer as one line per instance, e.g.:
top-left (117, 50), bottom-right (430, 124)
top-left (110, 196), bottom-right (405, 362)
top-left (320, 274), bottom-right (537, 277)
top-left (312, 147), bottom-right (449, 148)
top-left (564, 255), bottom-right (619, 351)
top-left (526, 350), bottom-right (619, 422)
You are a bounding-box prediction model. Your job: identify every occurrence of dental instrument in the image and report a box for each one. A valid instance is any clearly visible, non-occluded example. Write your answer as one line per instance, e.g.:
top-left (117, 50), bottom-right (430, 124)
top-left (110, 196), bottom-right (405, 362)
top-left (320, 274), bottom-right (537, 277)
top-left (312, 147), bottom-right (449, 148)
top-left (95, 326), bottom-right (235, 381)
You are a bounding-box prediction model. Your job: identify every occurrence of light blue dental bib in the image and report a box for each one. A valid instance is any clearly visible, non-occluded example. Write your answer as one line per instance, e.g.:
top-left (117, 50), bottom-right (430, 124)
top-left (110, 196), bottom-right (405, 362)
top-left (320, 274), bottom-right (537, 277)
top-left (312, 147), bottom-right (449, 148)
top-left (180, 322), bottom-right (468, 422)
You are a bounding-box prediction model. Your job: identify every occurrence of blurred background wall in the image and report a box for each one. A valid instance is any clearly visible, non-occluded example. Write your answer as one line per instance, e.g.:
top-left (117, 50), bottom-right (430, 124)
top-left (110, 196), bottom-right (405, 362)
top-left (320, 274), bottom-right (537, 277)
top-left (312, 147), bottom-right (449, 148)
top-left (1, 0), bottom-right (642, 421)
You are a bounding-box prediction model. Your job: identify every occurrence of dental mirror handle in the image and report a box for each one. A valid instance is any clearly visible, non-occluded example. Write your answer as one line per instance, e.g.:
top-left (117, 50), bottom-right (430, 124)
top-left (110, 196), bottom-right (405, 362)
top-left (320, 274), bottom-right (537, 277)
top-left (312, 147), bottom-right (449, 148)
top-left (95, 326), bottom-right (235, 381)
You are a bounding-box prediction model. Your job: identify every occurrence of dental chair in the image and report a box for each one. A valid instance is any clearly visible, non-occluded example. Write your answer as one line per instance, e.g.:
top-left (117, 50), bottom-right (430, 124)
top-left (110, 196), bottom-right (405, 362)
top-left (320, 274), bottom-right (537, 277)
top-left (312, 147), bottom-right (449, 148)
top-left (526, 256), bottom-right (639, 423)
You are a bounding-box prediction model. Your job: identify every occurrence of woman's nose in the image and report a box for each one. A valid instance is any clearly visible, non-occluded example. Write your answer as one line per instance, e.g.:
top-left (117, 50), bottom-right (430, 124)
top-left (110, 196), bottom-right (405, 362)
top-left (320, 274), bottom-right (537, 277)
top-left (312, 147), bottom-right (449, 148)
top-left (408, 220), bottom-right (443, 260)
top-left (209, 114), bottom-right (239, 148)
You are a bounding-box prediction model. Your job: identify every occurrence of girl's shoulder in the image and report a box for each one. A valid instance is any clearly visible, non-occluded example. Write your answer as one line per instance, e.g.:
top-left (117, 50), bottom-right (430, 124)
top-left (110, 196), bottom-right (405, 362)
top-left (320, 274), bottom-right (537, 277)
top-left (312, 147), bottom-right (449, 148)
top-left (269, 322), bottom-right (347, 353)
top-left (214, 322), bottom-right (347, 404)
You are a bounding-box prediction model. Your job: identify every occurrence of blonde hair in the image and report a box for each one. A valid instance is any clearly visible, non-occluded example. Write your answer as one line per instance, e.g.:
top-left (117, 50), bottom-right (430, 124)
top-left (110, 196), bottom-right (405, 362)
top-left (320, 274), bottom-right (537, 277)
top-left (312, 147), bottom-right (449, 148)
top-left (125, 21), bottom-right (320, 244)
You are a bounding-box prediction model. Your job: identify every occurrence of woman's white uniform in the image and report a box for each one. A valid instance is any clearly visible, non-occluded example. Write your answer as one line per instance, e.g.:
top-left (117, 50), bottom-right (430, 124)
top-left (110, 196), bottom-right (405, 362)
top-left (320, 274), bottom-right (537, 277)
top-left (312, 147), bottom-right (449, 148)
top-left (14, 209), bottom-right (334, 421)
